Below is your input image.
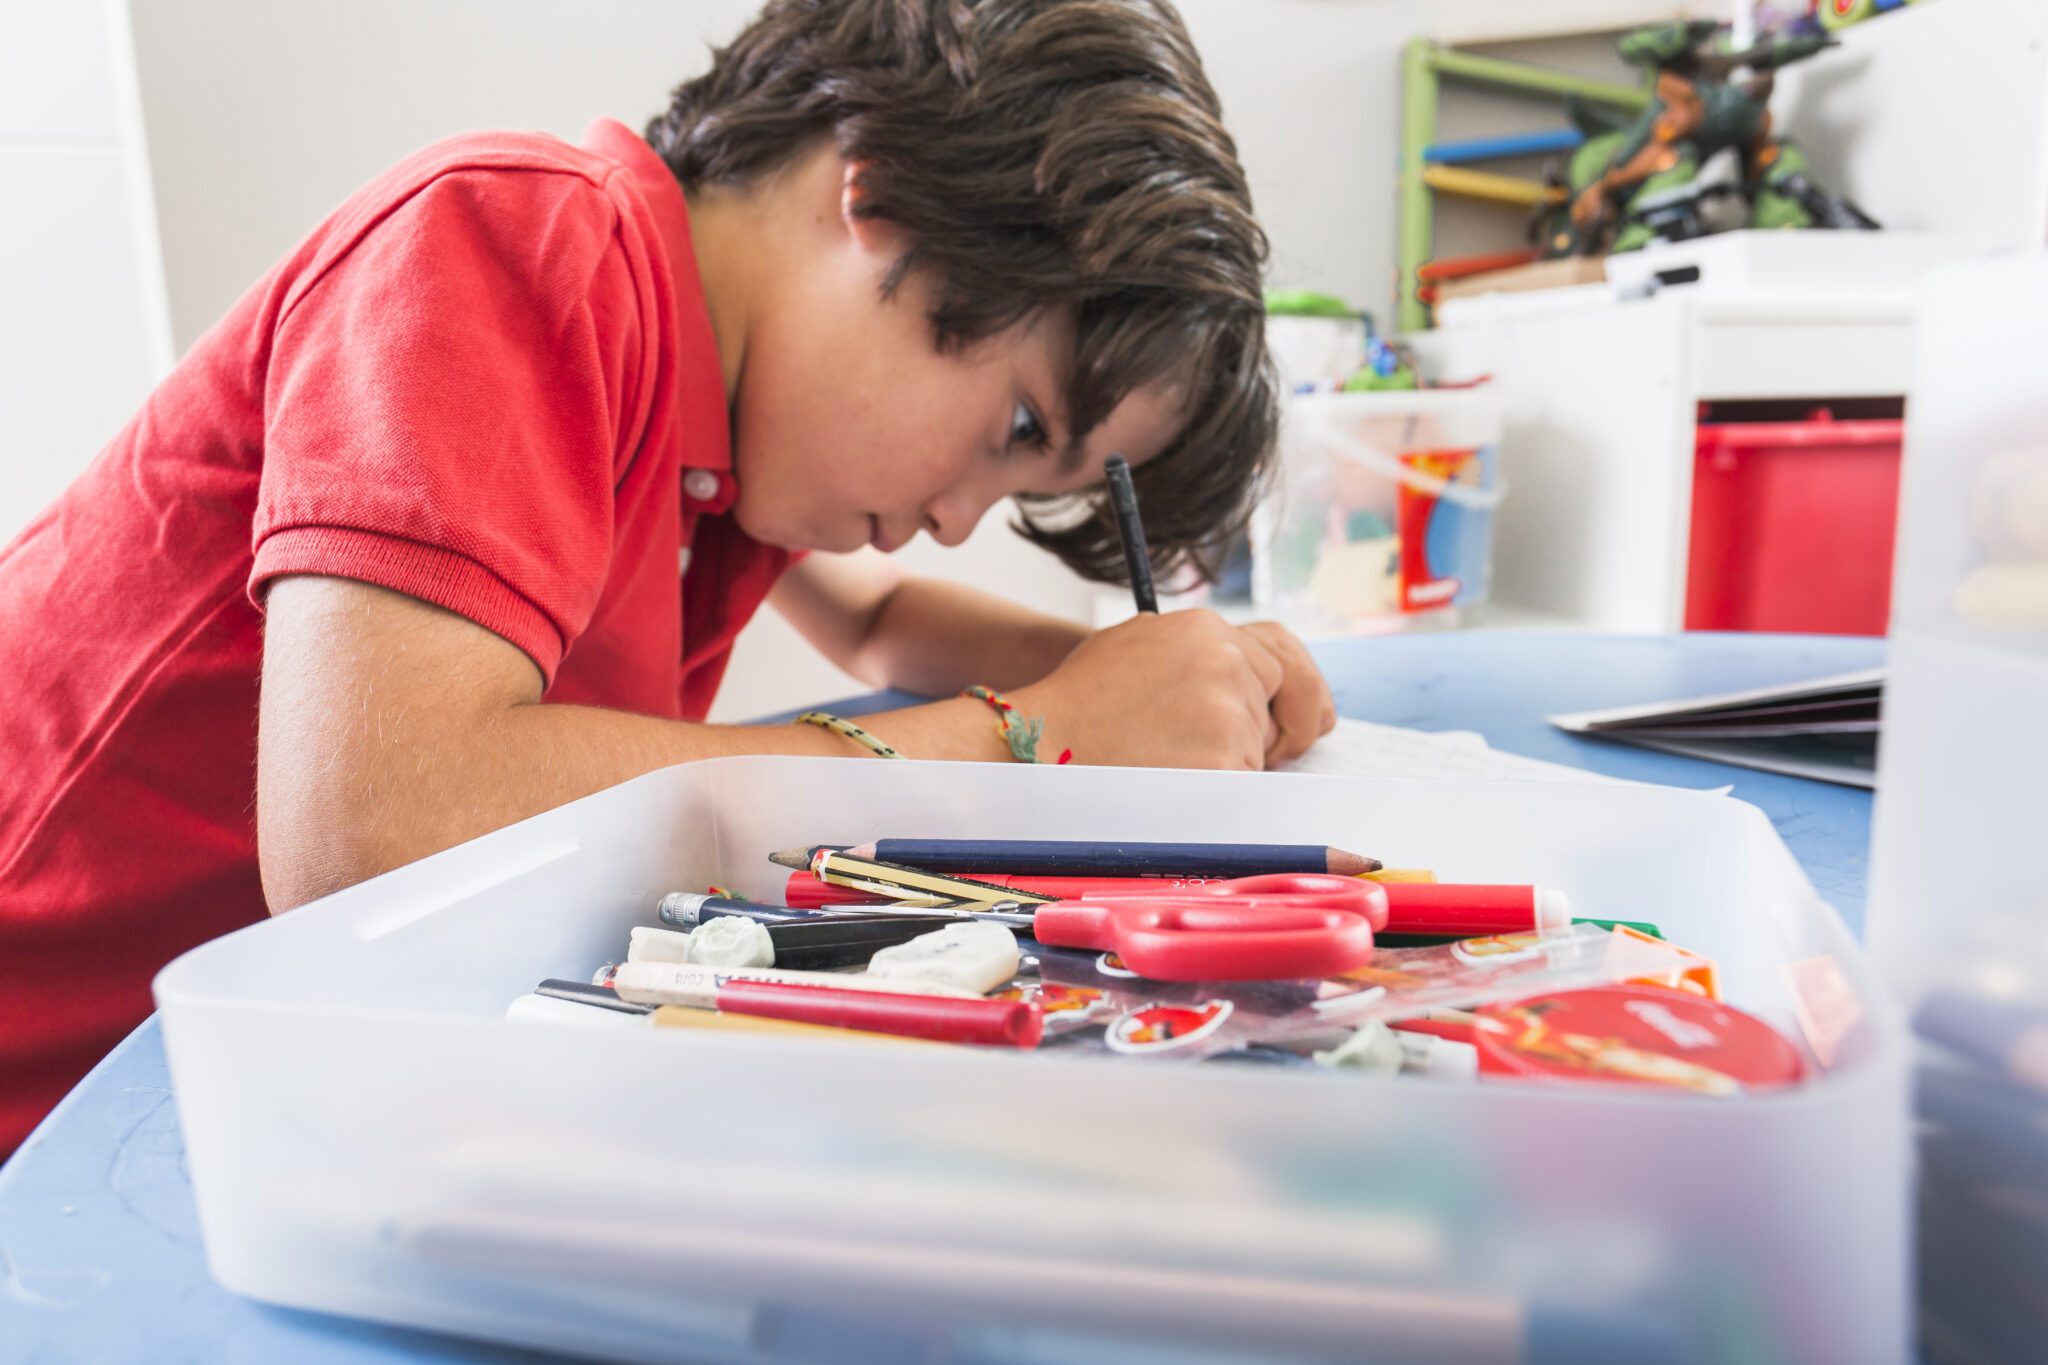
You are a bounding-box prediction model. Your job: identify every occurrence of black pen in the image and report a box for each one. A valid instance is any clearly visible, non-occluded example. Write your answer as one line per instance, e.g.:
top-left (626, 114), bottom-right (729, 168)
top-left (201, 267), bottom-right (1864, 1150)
top-left (657, 892), bottom-right (969, 971)
top-left (1103, 453), bottom-right (1158, 614)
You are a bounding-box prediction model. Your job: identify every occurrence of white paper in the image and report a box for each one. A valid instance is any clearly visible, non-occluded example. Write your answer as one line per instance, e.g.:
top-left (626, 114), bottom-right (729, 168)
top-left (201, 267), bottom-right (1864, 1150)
top-left (1278, 718), bottom-right (1638, 786)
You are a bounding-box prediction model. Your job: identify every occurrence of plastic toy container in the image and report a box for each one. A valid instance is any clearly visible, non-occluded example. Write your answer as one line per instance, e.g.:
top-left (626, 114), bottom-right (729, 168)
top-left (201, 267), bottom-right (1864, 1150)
top-left (1685, 413), bottom-right (1904, 636)
top-left (1867, 255), bottom-right (2048, 1363)
top-left (1254, 390), bottom-right (1505, 630)
top-left (155, 757), bottom-right (1905, 1364)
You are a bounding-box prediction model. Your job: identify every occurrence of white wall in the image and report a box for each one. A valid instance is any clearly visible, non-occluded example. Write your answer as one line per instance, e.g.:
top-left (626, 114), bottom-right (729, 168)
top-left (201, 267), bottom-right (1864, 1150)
top-left (0, 0), bottom-right (170, 547)
top-left (130, 0), bottom-right (1699, 352)
top-left (1771, 0), bottom-right (2048, 249)
top-left (121, 0), bottom-right (1698, 718)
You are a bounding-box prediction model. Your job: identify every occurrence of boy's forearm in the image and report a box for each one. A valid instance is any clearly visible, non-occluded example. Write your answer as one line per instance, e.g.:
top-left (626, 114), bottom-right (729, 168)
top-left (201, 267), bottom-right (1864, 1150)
top-left (261, 692), bottom-right (1022, 912)
top-left (256, 575), bottom-right (1025, 914)
top-left (854, 575), bottom-right (1089, 696)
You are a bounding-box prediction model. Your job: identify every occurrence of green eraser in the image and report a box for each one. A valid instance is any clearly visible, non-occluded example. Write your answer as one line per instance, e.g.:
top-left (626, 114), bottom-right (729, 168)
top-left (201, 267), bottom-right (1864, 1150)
top-left (1574, 918), bottom-right (1664, 939)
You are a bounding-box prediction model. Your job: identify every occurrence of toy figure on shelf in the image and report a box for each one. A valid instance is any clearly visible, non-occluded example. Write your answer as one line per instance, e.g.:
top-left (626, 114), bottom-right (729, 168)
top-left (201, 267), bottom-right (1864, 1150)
top-left (1343, 335), bottom-right (1420, 393)
top-left (1535, 20), bottom-right (1878, 259)
top-left (1817, 0), bottom-right (1926, 33)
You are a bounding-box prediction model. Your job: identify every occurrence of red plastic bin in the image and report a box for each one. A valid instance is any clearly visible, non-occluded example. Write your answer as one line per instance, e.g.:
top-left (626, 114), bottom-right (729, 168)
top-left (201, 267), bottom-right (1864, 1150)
top-left (1684, 414), bottom-right (1904, 636)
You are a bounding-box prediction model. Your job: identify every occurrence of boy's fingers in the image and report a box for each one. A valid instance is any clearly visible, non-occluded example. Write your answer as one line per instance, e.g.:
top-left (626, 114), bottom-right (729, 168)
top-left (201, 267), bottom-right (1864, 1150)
top-left (1243, 623), bottom-right (1336, 765)
top-left (1230, 623), bottom-right (1286, 698)
top-left (1222, 650), bottom-right (1277, 767)
top-left (1265, 679), bottom-right (1327, 765)
top-left (1233, 631), bottom-right (1285, 765)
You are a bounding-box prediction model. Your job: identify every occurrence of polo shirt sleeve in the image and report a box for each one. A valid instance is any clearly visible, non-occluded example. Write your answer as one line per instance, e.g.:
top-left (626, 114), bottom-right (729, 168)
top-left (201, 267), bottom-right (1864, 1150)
top-left (250, 165), bottom-right (647, 685)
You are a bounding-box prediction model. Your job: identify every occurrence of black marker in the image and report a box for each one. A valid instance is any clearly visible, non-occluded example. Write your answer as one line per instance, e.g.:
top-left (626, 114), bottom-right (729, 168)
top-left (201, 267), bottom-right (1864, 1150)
top-left (658, 891), bottom-right (904, 929)
top-left (657, 892), bottom-right (968, 971)
top-left (1103, 454), bottom-right (1157, 614)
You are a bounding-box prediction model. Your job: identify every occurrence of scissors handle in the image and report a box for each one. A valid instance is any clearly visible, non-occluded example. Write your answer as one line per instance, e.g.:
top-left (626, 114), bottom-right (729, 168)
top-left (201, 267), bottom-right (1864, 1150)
top-left (1033, 899), bottom-right (1375, 981)
top-left (1082, 872), bottom-right (1390, 933)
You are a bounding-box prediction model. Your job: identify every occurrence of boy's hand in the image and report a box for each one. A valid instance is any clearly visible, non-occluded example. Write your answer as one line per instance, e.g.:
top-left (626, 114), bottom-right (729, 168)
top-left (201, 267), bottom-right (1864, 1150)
top-left (1240, 619), bottom-right (1340, 766)
top-left (1011, 611), bottom-right (1335, 770)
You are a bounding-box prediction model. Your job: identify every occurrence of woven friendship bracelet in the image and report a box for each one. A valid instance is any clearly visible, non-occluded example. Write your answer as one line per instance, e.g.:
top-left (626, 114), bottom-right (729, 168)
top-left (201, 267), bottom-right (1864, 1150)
top-left (961, 685), bottom-right (1072, 765)
top-left (794, 711), bottom-right (905, 759)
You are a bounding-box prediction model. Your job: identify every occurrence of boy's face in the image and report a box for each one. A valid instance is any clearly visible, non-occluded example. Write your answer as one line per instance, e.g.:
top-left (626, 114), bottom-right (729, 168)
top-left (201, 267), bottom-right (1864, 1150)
top-left (722, 161), bottom-right (1186, 556)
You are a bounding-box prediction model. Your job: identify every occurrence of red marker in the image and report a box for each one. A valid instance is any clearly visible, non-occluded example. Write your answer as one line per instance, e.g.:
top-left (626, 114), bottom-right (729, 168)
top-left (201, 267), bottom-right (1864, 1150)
top-left (781, 871), bottom-right (1568, 937)
top-left (1364, 881), bottom-right (1569, 936)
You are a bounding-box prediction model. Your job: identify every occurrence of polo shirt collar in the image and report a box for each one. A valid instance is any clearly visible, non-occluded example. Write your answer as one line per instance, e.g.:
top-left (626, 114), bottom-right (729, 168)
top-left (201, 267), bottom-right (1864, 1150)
top-left (581, 118), bottom-right (737, 515)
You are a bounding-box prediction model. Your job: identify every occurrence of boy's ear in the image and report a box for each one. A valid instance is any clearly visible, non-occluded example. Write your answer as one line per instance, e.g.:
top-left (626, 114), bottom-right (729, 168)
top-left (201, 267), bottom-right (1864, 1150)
top-left (839, 158), bottom-right (908, 259)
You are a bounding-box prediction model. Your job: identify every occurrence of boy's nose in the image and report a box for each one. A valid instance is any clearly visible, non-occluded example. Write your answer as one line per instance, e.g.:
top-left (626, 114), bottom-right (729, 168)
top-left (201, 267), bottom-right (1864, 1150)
top-left (922, 481), bottom-right (1003, 548)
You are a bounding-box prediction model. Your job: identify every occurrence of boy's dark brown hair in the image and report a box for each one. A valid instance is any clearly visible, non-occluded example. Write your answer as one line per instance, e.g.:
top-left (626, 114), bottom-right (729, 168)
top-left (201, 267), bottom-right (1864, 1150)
top-left (647, 0), bottom-right (1274, 585)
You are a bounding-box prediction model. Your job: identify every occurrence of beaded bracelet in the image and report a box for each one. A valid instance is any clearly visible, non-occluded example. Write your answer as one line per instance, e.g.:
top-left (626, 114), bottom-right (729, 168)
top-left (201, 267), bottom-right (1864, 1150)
top-left (793, 711), bottom-right (905, 759)
top-left (961, 685), bottom-right (1072, 765)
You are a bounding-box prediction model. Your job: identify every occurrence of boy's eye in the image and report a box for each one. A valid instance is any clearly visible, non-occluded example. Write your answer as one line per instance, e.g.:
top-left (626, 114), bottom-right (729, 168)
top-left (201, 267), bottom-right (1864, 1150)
top-left (1008, 400), bottom-right (1048, 450)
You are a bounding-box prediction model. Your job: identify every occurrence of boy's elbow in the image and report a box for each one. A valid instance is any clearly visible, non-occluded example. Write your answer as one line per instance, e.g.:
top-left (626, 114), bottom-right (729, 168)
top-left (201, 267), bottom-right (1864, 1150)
top-left (256, 762), bottom-right (446, 912)
top-left (258, 819), bottom-right (408, 914)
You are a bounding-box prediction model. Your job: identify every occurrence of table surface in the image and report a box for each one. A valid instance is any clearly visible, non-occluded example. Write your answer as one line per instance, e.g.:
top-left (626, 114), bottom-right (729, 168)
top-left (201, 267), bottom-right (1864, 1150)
top-left (0, 631), bottom-right (1885, 1364)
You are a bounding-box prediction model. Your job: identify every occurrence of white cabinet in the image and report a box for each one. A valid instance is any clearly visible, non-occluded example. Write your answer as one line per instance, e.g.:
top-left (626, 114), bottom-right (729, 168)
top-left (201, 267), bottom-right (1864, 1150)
top-left (1406, 246), bottom-right (1927, 632)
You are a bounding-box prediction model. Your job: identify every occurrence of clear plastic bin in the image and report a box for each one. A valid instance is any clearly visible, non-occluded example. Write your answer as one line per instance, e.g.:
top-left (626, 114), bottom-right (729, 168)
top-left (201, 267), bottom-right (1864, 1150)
top-left (156, 759), bottom-right (1905, 1365)
top-left (1254, 391), bottom-right (1505, 631)
top-left (1867, 254), bottom-right (2048, 1364)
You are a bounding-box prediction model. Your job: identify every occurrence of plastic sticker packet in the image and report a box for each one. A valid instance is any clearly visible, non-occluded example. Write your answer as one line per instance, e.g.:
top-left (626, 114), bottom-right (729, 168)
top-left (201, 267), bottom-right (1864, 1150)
top-left (1003, 926), bottom-right (1702, 1063)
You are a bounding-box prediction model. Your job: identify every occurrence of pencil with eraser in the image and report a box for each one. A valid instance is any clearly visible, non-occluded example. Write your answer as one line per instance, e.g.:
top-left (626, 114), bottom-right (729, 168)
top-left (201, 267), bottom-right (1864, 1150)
top-left (531, 971), bottom-right (1043, 1047)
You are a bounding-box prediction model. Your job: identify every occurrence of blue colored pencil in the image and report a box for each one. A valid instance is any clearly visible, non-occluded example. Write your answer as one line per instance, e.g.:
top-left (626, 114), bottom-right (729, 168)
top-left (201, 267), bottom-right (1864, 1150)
top-left (786, 839), bottom-right (1381, 879)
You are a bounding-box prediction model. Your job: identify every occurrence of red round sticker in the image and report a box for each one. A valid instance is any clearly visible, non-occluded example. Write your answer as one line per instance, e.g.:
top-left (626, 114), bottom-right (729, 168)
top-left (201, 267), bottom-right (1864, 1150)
top-left (1105, 1000), bottom-right (1233, 1055)
top-left (1475, 985), bottom-right (1806, 1095)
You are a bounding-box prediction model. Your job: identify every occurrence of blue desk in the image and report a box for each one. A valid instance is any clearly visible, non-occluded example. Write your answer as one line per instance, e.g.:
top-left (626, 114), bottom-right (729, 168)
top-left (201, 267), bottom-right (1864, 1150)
top-left (0, 632), bottom-right (1884, 1363)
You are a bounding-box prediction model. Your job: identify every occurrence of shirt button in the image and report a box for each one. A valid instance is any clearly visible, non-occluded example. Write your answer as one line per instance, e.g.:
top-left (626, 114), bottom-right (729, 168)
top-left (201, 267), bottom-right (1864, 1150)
top-left (677, 546), bottom-right (693, 577)
top-left (683, 469), bottom-right (720, 503)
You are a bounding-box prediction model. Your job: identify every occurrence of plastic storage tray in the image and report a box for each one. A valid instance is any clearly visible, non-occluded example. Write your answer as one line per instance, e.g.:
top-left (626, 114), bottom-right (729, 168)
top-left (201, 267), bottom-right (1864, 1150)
top-left (1868, 255), bottom-right (2048, 1362)
top-left (156, 758), bottom-right (1907, 1365)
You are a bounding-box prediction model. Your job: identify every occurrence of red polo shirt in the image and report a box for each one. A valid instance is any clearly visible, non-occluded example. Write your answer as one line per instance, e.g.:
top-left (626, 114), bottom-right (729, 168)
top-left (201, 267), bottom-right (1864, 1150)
top-left (0, 119), bottom-right (789, 1150)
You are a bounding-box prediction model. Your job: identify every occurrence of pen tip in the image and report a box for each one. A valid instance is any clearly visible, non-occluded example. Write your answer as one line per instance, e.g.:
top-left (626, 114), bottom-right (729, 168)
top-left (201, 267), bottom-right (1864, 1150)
top-left (767, 847), bottom-right (814, 870)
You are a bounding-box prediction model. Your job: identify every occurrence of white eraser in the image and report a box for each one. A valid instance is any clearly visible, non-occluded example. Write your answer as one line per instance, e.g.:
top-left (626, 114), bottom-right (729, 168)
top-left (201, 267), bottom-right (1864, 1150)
top-left (686, 915), bottom-right (775, 969)
top-left (1535, 887), bottom-right (1571, 929)
top-left (865, 921), bottom-right (1019, 994)
top-left (505, 994), bottom-right (649, 1030)
top-left (1397, 1031), bottom-right (1479, 1080)
top-left (628, 925), bottom-right (695, 964)
top-left (1313, 1020), bottom-right (1404, 1075)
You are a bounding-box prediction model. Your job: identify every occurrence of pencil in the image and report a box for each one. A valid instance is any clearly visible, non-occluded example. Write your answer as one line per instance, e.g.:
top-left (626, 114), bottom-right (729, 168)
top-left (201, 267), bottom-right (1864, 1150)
top-left (778, 838), bottom-right (1382, 879)
top-left (1103, 453), bottom-right (1157, 614)
top-left (611, 959), bottom-right (984, 1002)
top-left (803, 849), bottom-right (1052, 907)
top-left (639, 978), bottom-right (1044, 1047)
top-left (650, 1007), bottom-right (940, 1046)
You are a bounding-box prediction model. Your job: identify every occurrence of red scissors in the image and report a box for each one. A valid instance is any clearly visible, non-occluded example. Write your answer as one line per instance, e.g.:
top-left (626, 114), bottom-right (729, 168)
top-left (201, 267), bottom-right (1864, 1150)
top-left (983, 873), bottom-right (1387, 982)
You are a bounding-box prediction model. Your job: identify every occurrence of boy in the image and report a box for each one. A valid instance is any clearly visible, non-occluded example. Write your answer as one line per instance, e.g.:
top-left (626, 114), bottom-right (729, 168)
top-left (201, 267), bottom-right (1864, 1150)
top-left (0, 0), bottom-right (1329, 1151)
